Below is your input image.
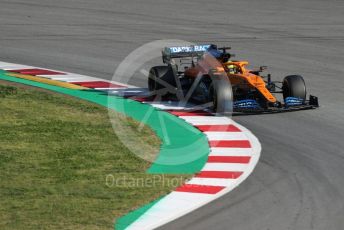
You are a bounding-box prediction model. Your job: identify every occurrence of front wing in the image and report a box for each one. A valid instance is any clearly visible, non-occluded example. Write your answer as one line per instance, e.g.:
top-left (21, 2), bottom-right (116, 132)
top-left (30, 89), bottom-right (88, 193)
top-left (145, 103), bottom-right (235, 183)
top-left (233, 95), bottom-right (319, 114)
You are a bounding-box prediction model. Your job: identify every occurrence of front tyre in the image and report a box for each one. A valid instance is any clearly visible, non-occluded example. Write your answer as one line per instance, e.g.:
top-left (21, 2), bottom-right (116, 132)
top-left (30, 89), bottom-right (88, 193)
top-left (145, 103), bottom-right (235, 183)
top-left (282, 75), bottom-right (307, 102)
top-left (209, 77), bottom-right (233, 115)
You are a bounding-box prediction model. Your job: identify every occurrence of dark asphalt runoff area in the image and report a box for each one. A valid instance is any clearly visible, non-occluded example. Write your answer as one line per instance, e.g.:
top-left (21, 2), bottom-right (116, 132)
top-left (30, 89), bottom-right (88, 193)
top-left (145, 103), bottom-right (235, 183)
top-left (0, 0), bottom-right (343, 229)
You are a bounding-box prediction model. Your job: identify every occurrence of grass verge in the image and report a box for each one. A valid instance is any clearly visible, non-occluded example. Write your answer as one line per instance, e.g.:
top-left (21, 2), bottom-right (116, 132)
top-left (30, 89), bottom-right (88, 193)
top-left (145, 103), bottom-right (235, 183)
top-left (0, 81), bottom-right (190, 229)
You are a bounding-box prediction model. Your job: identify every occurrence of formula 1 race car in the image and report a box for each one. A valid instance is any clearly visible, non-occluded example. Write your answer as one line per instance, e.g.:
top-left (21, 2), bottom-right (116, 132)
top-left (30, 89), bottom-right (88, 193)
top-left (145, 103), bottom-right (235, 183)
top-left (148, 44), bottom-right (319, 114)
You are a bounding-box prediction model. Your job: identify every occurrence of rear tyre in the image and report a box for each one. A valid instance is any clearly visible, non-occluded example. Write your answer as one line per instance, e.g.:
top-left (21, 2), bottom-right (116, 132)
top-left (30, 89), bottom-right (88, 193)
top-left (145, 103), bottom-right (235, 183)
top-left (148, 66), bottom-right (176, 97)
top-left (209, 77), bottom-right (233, 115)
top-left (282, 75), bottom-right (306, 102)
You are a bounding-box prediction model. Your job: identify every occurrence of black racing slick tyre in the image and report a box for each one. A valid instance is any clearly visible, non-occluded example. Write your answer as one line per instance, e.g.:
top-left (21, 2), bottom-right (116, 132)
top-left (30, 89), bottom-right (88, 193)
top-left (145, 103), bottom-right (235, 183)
top-left (282, 75), bottom-right (307, 102)
top-left (148, 66), bottom-right (176, 97)
top-left (209, 77), bottom-right (233, 115)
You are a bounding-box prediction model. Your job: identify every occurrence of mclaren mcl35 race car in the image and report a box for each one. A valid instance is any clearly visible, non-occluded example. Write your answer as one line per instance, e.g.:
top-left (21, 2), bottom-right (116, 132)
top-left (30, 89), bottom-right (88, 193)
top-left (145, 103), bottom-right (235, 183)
top-left (148, 44), bottom-right (319, 114)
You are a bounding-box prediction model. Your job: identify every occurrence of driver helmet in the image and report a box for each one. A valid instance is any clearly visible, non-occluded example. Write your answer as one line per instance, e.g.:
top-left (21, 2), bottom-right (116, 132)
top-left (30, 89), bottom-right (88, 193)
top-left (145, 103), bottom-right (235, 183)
top-left (227, 64), bottom-right (236, 74)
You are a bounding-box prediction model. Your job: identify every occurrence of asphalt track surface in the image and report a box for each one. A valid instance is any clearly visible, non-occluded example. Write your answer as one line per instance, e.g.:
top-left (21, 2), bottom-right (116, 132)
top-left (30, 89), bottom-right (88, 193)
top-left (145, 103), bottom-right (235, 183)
top-left (1, 0), bottom-right (344, 229)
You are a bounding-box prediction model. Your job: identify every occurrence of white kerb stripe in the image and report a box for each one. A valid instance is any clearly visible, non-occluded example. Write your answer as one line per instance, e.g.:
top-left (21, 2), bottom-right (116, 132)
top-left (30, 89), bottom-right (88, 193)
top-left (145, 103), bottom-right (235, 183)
top-left (202, 163), bottom-right (248, 172)
top-left (186, 178), bottom-right (235, 187)
top-left (210, 147), bottom-right (253, 156)
top-left (48, 75), bottom-right (98, 81)
top-left (50, 77), bottom-right (91, 81)
top-left (126, 192), bottom-right (212, 230)
top-left (58, 77), bottom-right (99, 82)
top-left (204, 131), bottom-right (249, 141)
top-left (146, 103), bottom-right (190, 110)
top-left (108, 89), bottom-right (148, 95)
top-left (179, 116), bottom-right (233, 125)
top-left (94, 87), bottom-right (126, 90)
top-left (0, 64), bottom-right (36, 70)
top-left (143, 101), bottom-right (205, 110)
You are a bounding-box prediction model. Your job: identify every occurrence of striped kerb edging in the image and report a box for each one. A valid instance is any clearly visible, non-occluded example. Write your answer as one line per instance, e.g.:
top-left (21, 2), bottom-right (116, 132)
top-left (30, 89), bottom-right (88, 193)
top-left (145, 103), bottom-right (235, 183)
top-left (0, 61), bottom-right (261, 230)
top-left (165, 114), bottom-right (255, 194)
top-left (122, 114), bottom-right (261, 230)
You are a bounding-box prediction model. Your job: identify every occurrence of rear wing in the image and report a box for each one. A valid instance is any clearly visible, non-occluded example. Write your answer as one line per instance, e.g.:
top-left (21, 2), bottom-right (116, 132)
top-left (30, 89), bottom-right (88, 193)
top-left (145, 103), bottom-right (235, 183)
top-left (162, 44), bottom-right (214, 63)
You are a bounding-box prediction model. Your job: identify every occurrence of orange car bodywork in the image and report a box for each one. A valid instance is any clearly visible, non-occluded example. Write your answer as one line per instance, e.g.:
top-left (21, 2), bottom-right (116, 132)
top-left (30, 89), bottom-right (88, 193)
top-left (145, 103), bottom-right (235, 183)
top-left (223, 61), bottom-right (277, 103)
top-left (184, 59), bottom-right (277, 103)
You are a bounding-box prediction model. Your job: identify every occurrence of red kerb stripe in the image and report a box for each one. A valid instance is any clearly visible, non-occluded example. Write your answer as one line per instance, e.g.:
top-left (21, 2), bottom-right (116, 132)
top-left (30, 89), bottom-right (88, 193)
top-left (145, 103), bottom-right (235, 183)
top-left (175, 184), bottom-right (225, 194)
top-left (196, 124), bottom-right (241, 132)
top-left (195, 171), bottom-right (243, 179)
top-left (8, 68), bottom-right (65, 75)
top-left (207, 156), bottom-right (251, 164)
top-left (209, 140), bottom-right (251, 148)
top-left (71, 81), bottom-right (125, 88)
top-left (168, 110), bottom-right (212, 116)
